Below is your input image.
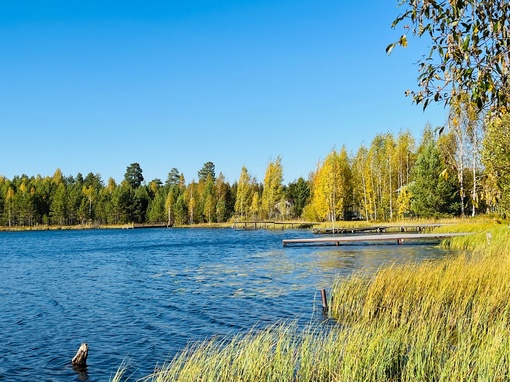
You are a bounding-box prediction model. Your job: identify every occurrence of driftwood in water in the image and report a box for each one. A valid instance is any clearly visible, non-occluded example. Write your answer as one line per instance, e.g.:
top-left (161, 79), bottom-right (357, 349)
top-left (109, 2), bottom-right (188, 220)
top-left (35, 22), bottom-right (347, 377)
top-left (72, 343), bottom-right (89, 367)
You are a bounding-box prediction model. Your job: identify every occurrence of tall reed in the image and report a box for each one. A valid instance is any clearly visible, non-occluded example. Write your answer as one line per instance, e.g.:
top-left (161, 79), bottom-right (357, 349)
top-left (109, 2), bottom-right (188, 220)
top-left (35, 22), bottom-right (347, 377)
top-left (114, 223), bottom-right (510, 381)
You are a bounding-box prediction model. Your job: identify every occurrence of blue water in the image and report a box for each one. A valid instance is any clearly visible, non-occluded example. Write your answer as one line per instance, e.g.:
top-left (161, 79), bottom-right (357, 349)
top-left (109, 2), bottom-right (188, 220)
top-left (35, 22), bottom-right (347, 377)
top-left (0, 228), bottom-right (452, 381)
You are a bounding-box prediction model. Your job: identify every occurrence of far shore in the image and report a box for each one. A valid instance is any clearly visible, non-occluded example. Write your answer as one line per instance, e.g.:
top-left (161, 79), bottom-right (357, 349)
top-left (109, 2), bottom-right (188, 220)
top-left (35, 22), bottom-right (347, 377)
top-left (0, 216), bottom-right (503, 233)
top-left (0, 222), bottom-right (233, 232)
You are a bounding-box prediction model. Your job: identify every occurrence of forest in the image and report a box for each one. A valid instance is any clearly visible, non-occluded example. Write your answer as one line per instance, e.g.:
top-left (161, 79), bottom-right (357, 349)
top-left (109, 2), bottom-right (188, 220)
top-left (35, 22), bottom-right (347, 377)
top-left (1, 104), bottom-right (510, 228)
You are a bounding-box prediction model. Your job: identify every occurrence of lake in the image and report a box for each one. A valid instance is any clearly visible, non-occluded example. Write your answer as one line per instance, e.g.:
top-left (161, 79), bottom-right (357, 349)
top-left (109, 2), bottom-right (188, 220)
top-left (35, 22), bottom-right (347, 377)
top-left (0, 228), bottom-right (453, 381)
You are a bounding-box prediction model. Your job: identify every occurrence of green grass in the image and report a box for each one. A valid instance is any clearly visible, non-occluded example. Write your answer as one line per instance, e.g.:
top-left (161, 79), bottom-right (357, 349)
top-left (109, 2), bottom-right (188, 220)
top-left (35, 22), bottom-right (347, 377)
top-left (113, 221), bottom-right (510, 381)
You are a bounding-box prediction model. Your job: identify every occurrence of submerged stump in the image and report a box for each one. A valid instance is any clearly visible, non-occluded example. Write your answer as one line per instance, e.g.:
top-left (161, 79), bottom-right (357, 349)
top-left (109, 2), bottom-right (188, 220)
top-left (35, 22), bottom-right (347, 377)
top-left (72, 343), bottom-right (89, 367)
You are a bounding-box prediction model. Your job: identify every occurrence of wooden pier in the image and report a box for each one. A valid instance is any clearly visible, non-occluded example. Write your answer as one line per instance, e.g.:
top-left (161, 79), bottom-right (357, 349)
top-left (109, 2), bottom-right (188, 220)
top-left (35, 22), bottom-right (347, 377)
top-left (312, 224), bottom-right (446, 235)
top-left (121, 222), bottom-right (170, 229)
top-left (282, 232), bottom-right (470, 247)
top-left (233, 221), bottom-right (317, 230)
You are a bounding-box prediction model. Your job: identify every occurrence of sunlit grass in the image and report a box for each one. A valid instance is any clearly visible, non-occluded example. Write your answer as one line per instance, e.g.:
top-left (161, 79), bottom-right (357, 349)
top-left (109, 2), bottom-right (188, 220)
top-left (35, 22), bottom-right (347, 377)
top-left (113, 221), bottom-right (510, 381)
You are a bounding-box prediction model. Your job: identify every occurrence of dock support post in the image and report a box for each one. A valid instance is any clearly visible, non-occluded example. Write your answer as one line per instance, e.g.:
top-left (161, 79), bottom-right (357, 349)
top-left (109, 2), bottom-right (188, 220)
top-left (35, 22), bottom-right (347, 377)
top-left (321, 289), bottom-right (328, 312)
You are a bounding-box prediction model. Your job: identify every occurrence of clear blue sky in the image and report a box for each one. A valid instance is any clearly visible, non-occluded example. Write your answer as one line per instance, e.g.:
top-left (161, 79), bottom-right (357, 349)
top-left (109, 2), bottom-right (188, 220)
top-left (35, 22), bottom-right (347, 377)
top-left (0, 0), bottom-right (445, 185)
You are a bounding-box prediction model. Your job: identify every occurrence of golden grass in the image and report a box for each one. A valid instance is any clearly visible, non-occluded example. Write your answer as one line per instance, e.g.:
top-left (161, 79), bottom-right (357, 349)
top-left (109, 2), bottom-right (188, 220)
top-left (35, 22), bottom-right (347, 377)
top-left (113, 221), bottom-right (510, 382)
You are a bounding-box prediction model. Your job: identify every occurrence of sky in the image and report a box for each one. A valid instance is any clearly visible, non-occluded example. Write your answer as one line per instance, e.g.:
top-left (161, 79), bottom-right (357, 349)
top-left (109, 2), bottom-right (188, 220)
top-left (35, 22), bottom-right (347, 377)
top-left (0, 0), bottom-right (446, 185)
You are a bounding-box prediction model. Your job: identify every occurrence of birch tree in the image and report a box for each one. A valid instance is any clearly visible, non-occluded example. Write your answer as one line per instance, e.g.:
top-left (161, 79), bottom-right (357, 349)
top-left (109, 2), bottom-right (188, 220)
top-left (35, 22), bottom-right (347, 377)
top-left (482, 114), bottom-right (510, 213)
top-left (309, 148), bottom-right (352, 224)
top-left (261, 156), bottom-right (284, 219)
top-left (439, 96), bottom-right (483, 216)
top-left (235, 166), bottom-right (253, 220)
top-left (352, 145), bottom-right (371, 221)
top-left (389, 0), bottom-right (510, 113)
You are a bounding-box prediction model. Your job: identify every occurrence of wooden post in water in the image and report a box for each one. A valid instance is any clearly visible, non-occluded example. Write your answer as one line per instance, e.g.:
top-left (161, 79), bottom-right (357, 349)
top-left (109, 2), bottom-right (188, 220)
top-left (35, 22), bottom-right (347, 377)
top-left (72, 343), bottom-right (88, 367)
top-left (321, 289), bottom-right (328, 312)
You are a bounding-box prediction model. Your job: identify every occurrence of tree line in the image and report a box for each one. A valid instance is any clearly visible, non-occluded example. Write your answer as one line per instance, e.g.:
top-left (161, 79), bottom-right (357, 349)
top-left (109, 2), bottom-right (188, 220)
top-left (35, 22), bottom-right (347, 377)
top-left (1, 106), bottom-right (510, 227)
top-left (4, 1), bottom-right (510, 228)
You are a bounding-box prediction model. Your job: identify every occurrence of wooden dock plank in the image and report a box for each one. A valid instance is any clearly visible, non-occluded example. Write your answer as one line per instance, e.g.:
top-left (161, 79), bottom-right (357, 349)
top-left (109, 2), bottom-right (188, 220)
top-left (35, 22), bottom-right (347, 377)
top-left (312, 223), bottom-right (447, 235)
top-left (233, 221), bottom-right (319, 230)
top-left (282, 233), bottom-right (470, 247)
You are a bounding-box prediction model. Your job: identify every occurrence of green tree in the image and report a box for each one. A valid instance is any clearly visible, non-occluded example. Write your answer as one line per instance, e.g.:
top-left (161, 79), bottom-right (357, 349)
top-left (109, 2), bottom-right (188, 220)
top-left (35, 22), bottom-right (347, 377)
top-left (147, 189), bottom-right (167, 223)
top-left (5, 185), bottom-right (15, 226)
top-left (14, 182), bottom-right (37, 226)
top-left (96, 177), bottom-right (116, 224)
top-left (285, 177), bottom-right (310, 218)
top-left (202, 174), bottom-right (216, 223)
top-left (410, 132), bottom-right (460, 218)
top-left (36, 176), bottom-right (53, 225)
top-left (173, 194), bottom-right (188, 225)
top-left (214, 173), bottom-right (231, 223)
top-left (164, 188), bottom-right (176, 225)
top-left (482, 114), bottom-right (510, 214)
top-left (65, 176), bottom-right (86, 225)
top-left (124, 163), bottom-right (144, 188)
top-left (165, 168), bottom-right (180, 188)
top-left (82, 185), bottom-right (95, 221)
top-left (134, 186), bottom-right (150, 222)
top-left (148, 178), bottom-right (162, 199)
top-left (0, 177), bottom-right (6, 225)
top-left (84, 172), bottom-right (103, 189)
top-left (111, 181), bottom-right (136, 223)
top-left (389, 0), bottom-right (510, 112)
top-left (51, 182), bottom-right (68, 225)
top-left (197, 162), bottom-right (216, 182)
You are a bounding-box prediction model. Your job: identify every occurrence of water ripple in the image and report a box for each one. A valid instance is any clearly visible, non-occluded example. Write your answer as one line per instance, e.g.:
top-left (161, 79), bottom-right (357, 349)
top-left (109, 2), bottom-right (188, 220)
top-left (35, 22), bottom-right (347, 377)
top-left (0, 228), bottom-right (452, 381)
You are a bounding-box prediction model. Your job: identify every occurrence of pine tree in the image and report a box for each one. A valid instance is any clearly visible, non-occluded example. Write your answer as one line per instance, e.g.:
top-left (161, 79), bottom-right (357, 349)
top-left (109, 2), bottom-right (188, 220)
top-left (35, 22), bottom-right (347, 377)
top-left (124, 163), bottom-right (144, 188)
top-left (410, 131), bottom-right (460, 218)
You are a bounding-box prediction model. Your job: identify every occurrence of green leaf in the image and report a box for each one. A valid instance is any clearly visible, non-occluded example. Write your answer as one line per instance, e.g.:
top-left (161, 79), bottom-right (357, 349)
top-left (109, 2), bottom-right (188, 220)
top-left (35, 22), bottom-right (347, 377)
top-left (462, 35), bottom-right (470, 51)
top-left (386, 43), bottom-right (396, 55)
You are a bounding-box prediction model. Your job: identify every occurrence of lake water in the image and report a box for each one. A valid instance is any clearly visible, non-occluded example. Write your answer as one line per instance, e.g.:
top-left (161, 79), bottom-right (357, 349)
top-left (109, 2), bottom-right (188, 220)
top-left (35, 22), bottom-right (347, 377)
top-left (0, 228), bottom-right (453, 381)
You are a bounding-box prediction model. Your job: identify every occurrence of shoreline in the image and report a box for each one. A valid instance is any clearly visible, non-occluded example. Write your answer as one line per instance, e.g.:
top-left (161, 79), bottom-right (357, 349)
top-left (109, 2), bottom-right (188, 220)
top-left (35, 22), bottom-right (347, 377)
top-left (0, 216), bottom-right (501, 233)
top-left (0, 223), bottom-right (232, 232)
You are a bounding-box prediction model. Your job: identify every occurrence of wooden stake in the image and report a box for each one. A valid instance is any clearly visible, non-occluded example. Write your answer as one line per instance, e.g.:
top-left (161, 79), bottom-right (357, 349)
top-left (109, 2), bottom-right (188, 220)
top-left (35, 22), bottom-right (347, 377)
top-left (321, 289), bottom-right (328, 312)
top-left (72, 343), bottom-right (89, 367)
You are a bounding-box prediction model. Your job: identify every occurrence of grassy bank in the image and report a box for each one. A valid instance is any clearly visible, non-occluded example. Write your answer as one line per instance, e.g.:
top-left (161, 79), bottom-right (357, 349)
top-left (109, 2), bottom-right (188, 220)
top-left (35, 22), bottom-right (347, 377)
top-left (0, 220), bottom-right (312, 231)
top-left (0, 222), bottom-right (233, 231)
top-left (113, 220), bottom-right (510, 381)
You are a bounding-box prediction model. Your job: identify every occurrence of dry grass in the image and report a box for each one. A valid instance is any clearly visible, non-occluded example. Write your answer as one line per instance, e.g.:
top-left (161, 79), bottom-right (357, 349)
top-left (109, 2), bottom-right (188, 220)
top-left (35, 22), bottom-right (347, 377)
top-left (113, 221), bottom-right (510, 381)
